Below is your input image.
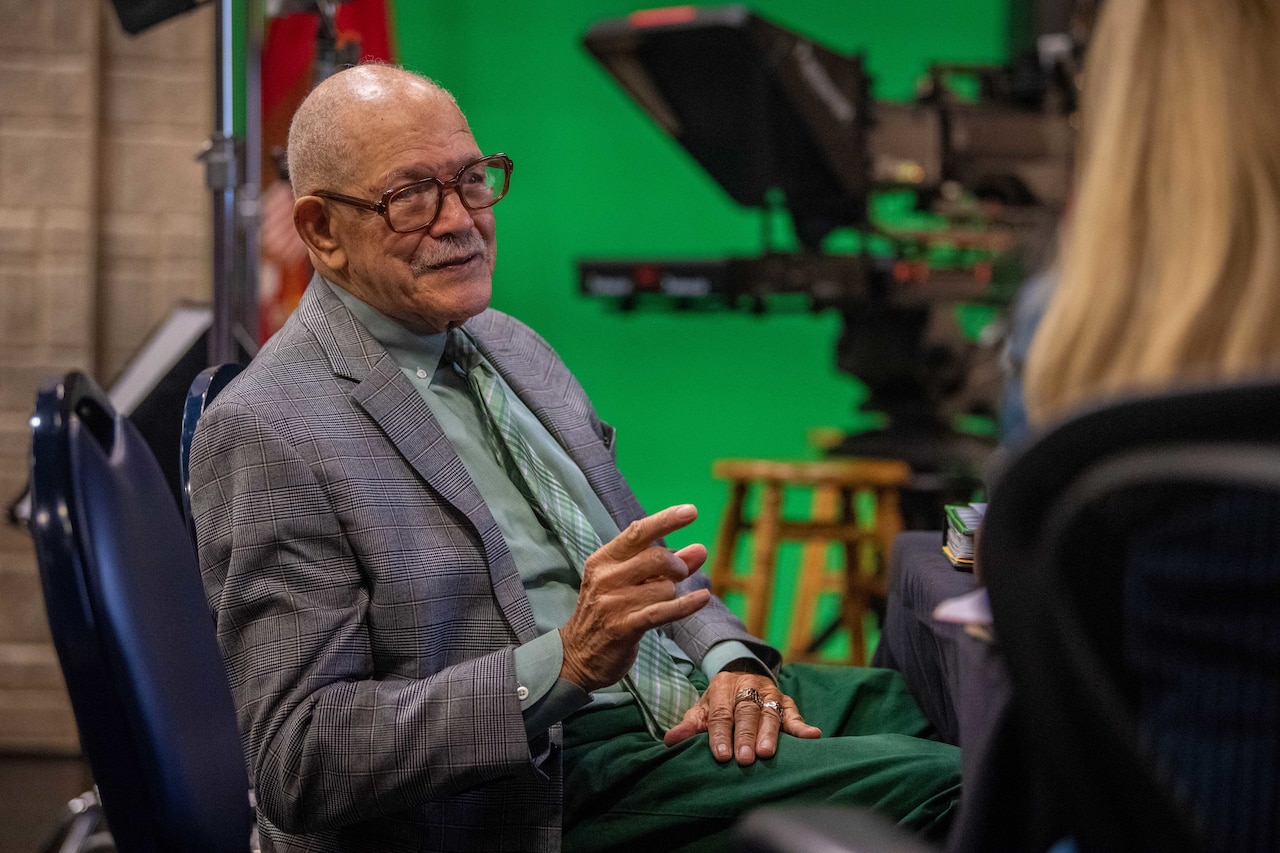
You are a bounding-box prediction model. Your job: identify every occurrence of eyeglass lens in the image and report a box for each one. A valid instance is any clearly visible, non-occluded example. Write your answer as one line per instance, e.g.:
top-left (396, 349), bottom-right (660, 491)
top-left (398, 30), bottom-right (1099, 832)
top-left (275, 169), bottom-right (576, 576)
top-left (387, 158), bottom-right (508, 231)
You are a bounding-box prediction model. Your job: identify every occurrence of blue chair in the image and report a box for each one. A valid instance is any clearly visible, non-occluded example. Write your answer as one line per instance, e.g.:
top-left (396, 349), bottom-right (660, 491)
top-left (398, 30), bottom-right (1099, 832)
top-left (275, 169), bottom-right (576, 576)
top-left (29, 371), bottom-right (253, 853)
top-left (180, 363), bottom-right (243, 540)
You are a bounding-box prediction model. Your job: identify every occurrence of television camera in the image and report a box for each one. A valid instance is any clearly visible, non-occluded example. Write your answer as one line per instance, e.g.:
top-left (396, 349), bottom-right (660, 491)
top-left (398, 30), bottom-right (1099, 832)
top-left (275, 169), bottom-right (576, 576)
top-left (579, 4), bottom-right (1087, 519)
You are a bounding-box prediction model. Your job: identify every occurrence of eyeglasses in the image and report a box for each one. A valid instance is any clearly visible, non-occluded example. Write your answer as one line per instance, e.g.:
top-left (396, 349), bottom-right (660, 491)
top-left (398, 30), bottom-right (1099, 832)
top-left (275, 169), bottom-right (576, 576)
top-left (312, 153), bottom-right (513, 233)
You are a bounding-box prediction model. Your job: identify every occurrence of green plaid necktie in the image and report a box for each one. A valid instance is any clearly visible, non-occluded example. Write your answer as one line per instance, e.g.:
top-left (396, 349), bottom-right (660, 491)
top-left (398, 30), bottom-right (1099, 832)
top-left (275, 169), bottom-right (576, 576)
top-left (445, 329), bottom-right (698, 737)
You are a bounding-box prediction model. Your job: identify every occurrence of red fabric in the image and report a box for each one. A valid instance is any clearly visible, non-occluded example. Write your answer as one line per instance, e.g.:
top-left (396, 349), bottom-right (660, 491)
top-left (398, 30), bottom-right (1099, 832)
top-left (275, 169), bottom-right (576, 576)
top-left (262, 1), bottom-right (394, 118)
top-left (258, 0), bottom-right (395, 343)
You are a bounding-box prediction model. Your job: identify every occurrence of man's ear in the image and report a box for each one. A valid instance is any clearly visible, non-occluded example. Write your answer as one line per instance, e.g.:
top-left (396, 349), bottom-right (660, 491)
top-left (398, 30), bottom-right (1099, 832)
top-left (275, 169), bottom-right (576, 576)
top-left (293, 196), bottom-right (347, 271)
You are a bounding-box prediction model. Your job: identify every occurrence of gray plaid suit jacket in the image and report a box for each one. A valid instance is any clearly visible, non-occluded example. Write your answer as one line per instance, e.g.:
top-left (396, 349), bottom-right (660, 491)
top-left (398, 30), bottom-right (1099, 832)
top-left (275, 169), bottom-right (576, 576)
top-left (190, 278), bottom-right (778, 852)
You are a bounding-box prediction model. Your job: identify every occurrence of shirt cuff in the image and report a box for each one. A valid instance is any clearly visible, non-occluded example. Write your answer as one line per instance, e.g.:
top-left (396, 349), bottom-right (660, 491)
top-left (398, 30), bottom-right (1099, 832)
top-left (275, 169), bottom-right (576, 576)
top-left (701, 640), bottom-right (775, 681)
top-left (523, 678), bottom-right (591, 737)
top-left (513, 630), bottom-right (564, 709)
top-left (513, 630), bottom-right (591, 737)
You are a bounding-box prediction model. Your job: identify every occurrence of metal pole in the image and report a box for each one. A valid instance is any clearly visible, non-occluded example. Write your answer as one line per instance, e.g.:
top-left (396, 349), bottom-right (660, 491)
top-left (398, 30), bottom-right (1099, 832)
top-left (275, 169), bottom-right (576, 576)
top-left (201, 0), bottom-right (240, 366)
top-left (239, 0), bottom-right (264, 356)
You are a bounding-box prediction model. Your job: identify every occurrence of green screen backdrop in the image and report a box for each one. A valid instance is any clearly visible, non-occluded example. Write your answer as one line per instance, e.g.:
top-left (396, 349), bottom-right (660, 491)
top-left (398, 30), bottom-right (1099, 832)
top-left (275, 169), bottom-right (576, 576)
top-left (387, 1), bottom-right (1011, 648)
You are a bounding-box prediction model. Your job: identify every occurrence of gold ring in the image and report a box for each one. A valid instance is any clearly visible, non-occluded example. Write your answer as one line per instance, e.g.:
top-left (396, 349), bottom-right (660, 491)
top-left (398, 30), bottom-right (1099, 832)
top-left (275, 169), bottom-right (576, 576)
top-left (761, 700), bottom-right (783, 720)
top-left (733, 687), bottom-right (763, 708)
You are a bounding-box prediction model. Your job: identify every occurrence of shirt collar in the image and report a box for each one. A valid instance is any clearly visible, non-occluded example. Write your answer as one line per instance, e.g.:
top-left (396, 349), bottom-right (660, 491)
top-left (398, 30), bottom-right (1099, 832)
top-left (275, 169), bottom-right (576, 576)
top-left (325, 278), bottom-right (449, 378)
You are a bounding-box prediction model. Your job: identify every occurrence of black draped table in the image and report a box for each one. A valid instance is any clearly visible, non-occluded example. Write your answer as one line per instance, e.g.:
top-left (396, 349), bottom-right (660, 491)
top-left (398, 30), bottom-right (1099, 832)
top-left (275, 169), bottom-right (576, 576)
top-left (873, 530), bottom-right (1027, 853)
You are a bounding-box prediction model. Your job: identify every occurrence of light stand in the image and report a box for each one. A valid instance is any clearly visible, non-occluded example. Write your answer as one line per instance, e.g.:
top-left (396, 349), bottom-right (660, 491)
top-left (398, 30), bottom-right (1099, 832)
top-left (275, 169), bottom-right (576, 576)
top-left (200, 0), bottom-right (353, 366)
top-left (199, 0), bottom-right (262, 367)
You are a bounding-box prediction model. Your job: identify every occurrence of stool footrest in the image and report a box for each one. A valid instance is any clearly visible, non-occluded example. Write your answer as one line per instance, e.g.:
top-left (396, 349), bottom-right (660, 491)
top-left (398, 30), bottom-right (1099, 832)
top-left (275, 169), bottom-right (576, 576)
top-left (729, 521), bottom-right (882, 541)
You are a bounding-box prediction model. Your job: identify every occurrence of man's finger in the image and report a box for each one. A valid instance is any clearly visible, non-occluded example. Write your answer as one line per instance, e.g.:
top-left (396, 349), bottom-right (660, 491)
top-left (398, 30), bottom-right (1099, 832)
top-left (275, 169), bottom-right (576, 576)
top-left (780, 696), bottom-right (822, 739)
top-left (705, 699), bottom-right (735, 763)
top-left (733, 692), bottom-right (762, 765)
top-left (663, 704), bottom-right (705, 746)
top-left (672, 543), bottom-right (709, 573)
top-left (614, 545), bottom-right (697, 586)
top-left (755, 696), bottom-right (784, 759)
top-left (596, 505), bottom-right (698, 562)
top-left (625, 589), bottom-right (710, 633)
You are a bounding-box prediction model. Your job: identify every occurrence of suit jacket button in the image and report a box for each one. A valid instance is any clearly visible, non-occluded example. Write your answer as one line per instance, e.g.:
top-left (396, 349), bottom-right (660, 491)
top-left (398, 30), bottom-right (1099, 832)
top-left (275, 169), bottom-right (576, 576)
top-left (516, 685), bottom-right (530, 700)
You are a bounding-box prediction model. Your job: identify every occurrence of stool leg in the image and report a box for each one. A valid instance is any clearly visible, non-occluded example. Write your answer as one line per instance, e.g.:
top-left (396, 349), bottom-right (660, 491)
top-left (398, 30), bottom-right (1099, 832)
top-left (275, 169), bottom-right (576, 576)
top-left (787, 484), bottom-right (838, 662)
top-left (874, 486), bottom-right (904, 589)
top-left (744, 480), bottom-right (782, 640)
top-left (709, 480), bottom-right (749, 601)
top-left (840, 487), bottom-right (872, 666)
top-left (866, 486), bottom-right (904, 629)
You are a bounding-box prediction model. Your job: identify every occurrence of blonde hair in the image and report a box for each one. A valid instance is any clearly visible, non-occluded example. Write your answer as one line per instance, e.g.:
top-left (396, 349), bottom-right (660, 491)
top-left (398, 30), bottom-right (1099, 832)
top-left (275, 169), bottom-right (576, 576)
top-left (1023, 0), bottom-right (1280, 425)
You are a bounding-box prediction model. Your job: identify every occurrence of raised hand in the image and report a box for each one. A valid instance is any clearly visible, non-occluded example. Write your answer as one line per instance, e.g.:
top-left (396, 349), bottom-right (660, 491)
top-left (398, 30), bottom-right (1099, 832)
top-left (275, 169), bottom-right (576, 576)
top-left (558, 504), bottom-right (710, 692)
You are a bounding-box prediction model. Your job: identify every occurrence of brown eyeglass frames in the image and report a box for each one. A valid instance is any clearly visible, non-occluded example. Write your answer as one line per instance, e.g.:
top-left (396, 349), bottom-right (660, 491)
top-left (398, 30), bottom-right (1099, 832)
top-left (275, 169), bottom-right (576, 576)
top-left (311, 153), bottom-right (513, 234)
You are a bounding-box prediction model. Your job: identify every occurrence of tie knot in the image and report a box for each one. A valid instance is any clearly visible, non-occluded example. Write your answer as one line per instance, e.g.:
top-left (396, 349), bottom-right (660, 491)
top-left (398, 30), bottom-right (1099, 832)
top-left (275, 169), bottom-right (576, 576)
top-left (444, 328), bottom-right (482, 374)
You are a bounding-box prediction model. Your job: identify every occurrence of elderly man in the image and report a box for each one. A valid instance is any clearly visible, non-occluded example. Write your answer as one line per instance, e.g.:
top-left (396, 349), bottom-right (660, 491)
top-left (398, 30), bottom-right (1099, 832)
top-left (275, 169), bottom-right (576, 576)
top-left (190, 64), bottom-right (959, 853)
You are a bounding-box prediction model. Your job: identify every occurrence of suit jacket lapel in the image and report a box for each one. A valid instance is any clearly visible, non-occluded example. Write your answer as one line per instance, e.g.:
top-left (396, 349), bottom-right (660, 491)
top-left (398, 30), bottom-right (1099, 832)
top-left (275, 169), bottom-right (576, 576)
top-left (465, 312), bottom-right (646, 529)
top-left (296, 278), bottom-right (540, 642)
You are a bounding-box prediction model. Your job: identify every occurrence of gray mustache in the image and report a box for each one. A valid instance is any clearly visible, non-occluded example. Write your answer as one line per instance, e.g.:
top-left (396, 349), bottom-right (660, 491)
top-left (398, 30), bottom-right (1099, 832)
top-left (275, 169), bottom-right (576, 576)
top-left (410, 233), bottom-right (488, 272)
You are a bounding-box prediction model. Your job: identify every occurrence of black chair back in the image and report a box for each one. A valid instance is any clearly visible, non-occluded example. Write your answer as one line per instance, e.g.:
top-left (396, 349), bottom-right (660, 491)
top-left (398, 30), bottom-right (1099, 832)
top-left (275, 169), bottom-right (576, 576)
top-left (981, 379), bottom-right (1280, 852)
top-left (29, 371), bottom-right (252, 853)
top-left (180, 363), bottom-right (244, 539)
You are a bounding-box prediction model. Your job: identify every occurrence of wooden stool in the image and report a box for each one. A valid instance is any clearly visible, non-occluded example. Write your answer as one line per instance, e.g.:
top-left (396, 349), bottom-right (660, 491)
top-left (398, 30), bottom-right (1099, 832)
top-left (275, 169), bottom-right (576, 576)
top-left (708, 458), bottom-right (910, 665)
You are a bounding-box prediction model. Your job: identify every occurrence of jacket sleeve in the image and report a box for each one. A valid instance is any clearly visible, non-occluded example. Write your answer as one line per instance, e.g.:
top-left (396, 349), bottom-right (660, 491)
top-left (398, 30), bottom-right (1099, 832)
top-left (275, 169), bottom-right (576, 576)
top-left (190, 397), bottom-right (544, 835)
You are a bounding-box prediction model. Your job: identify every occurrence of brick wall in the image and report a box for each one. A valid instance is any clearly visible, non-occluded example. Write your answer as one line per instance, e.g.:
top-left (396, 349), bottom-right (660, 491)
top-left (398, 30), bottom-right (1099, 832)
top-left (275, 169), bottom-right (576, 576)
top-left (0, 0), bottom-right (213, 752)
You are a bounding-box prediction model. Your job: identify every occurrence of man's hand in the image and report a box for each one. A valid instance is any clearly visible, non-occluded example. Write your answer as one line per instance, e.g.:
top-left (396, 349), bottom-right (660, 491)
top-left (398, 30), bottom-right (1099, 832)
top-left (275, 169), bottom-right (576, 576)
top-left (559, 504), bottom-right (711, 693)
top-left (664, 670), bottom-right (822, 764)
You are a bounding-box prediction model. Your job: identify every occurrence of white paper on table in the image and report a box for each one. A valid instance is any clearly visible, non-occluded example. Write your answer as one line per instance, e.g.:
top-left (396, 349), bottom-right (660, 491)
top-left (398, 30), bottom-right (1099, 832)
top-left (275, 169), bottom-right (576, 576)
top-left (932, 587), bottom-right (992, 625)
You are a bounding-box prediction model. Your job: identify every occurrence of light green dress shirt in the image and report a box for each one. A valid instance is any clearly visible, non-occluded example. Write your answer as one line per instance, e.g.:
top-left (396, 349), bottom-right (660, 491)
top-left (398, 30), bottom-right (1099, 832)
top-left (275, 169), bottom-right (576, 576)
top-left (329, 281), bottom-right (762, 734)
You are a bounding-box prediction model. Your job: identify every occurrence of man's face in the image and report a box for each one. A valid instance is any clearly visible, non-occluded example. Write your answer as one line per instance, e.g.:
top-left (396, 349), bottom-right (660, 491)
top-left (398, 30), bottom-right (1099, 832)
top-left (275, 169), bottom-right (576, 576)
top-left (326, 89), bottom-right (497, 334)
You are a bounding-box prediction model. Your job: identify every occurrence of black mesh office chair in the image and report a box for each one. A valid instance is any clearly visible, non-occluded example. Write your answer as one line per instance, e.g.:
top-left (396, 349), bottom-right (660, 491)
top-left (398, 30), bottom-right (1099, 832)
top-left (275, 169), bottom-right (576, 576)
top-left (979, 378), bottom-right (1280, 852)
top-left (29, 371), bottom-right (254, 853)
top-left (180, 363), bottom-right (243, 540)
top-left (736, 379), bottom-right (1280, 853)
